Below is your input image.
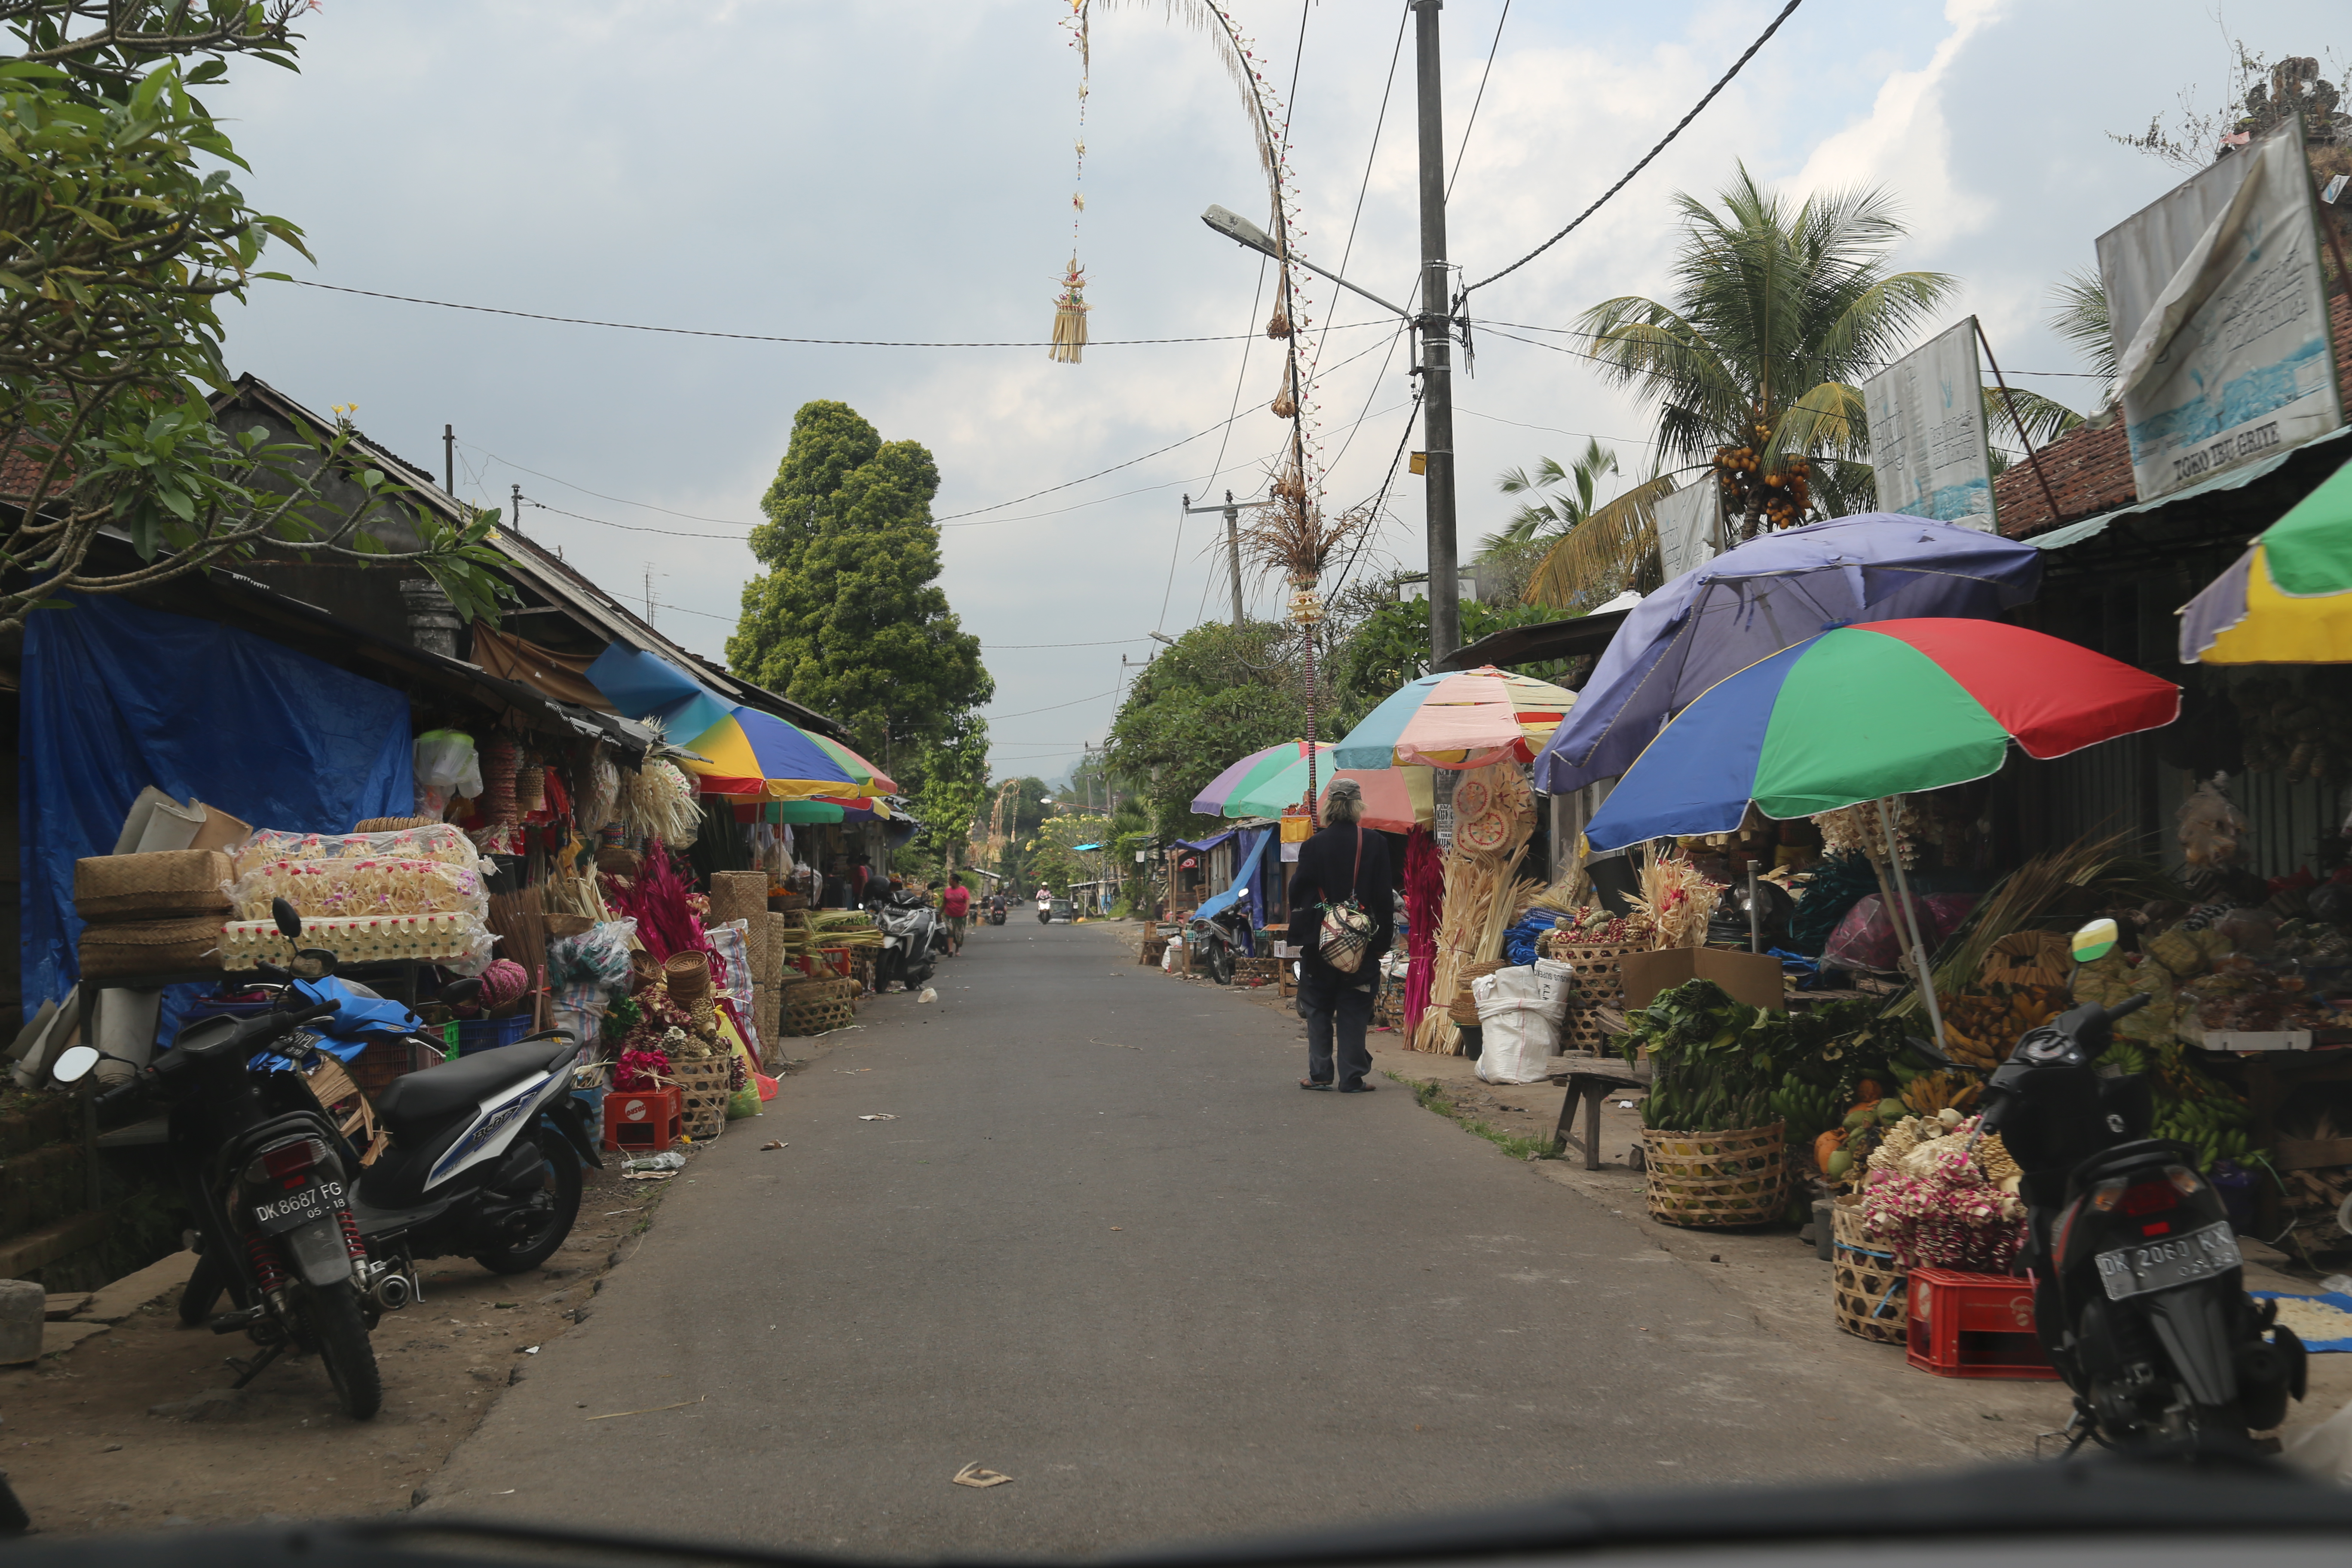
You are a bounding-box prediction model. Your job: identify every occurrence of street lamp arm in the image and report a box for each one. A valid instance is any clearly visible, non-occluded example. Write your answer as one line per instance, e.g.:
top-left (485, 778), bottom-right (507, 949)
top-left (1200, 205), bottom-right (1412, 322)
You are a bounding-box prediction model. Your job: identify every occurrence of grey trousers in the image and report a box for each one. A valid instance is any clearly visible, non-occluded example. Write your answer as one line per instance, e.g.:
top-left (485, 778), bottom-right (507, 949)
top-left (1298, 969), bottom-right (1375, 1087)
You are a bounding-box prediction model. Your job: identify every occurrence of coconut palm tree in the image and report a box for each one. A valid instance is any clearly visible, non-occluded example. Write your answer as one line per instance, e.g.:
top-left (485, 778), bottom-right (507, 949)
top-left (2047, 268), bottom-right (2117, 387)
top-left (1485, 439), bottom-right (1622, 553)
top-left (1576, 165), bottom-right (1958, 539)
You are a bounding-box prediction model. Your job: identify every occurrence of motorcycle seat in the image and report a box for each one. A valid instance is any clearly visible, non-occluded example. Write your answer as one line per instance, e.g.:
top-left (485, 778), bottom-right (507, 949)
top-left (375, 1037), bottom-right (576, 1132)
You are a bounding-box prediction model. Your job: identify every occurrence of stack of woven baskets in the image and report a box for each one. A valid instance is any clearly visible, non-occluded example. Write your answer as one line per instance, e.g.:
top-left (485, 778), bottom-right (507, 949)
top-left (1446, 959), bottom-right (1506, 1028)
top-left (74, 848), bottom-right (236, 980)
top-left (782, 974), bottom-right (857, 1037)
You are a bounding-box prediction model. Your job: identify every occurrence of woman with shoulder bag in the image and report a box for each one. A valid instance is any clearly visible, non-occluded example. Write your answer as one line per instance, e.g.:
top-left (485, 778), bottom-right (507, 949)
top-left (1285, 777), bottom-right (1394, 1093)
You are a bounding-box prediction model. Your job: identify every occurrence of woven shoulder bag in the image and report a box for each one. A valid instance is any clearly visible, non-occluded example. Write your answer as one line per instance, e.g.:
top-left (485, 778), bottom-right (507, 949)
top-left (1317, 827), bottom-right (1377, 974)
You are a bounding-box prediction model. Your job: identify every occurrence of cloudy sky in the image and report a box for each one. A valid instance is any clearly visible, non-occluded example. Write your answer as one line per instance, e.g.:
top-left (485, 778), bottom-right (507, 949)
top-left (208, 0), bottom-right (2340, 783)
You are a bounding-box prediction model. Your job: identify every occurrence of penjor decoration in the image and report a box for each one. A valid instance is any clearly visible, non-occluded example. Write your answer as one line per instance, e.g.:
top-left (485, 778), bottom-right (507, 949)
top-left (1050, 0), bottom-right (1093, 364)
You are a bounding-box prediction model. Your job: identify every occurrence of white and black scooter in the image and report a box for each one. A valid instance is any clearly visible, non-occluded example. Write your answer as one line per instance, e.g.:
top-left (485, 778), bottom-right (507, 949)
top-left (873, 890), bottom-right (942, 992)
top-left (177, 904), bottom-right (602, 1359)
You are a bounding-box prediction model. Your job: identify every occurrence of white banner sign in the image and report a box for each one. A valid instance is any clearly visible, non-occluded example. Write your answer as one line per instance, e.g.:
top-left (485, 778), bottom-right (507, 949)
top-left (2098, 118), bottom-right (2343, 501)
top-left (1651, 481), bottom-right (1720, 581)
top-left (1860, 317), bottom-right (1995, 530)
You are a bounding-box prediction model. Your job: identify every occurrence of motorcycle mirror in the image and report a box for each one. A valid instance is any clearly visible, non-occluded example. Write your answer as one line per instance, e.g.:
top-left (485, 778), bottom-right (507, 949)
top-left (271, 897), bottom-right (304, 940)
top-left (49, 1044), bottom-right (101, 1085)
top-left (291, 946), bottom-right (337, 980)
top-left (1900, 1034), bottom-right (1957, 1072)
top-left (441, 977), bottom-right (484, 1007)
top-left (2070, 918), bottom-right (2120, 965)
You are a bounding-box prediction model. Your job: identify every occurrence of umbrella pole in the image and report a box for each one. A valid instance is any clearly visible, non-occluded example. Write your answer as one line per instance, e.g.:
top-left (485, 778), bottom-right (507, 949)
top-left (1873, 796), bottom-right (1948, 1052)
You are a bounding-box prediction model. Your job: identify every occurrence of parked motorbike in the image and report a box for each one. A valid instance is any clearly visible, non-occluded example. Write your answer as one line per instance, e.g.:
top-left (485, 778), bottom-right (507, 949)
top-left (1912, 919), bottom-right (2306, 1455)
top-left (1187, 905), bottom-right (1249, 986)
top-left (875, 891), bottom-right (942, 992)
top-left (63, 900), bottom-right (600, 1421)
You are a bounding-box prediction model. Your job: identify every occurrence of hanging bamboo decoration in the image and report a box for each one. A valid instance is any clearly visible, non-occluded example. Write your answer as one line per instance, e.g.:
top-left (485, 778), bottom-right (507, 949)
top-left (1050, 0), bottom-right (1093, 364)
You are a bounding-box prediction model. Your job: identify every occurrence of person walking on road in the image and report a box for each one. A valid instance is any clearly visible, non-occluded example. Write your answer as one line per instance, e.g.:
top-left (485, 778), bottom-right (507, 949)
top-left (942, 874), bottom-right (971, 956)
top-left (1286, 778), bottom-right (1392, 1094)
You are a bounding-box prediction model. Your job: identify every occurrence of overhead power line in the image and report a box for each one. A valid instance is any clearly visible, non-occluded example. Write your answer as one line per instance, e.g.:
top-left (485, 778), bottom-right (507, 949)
top-left (1465, 0), bottom-right (1804, 295)
top-left (990, 688), bottom-right (1122, 720)
top-left (276, 276), bottom-right (1387, 350)
top-left (1447, 0), bottom-right (1511, 201)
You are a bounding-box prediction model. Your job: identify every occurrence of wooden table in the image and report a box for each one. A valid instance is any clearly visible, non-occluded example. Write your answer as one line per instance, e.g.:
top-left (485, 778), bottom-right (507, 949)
top-left (1550, 1050), bottom-right (1653, 1169)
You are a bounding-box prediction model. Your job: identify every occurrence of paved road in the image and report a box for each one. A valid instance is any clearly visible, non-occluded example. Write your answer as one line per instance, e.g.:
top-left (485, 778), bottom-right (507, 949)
top-left (422, 920), bottom-right (1967, 1555)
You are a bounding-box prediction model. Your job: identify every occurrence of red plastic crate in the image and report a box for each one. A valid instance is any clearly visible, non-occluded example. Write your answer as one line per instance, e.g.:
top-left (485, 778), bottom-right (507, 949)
top-left (602, 1085), bottom-right (683, 1154)
top-left (1904, 1267), bottom-right (2058, 1380)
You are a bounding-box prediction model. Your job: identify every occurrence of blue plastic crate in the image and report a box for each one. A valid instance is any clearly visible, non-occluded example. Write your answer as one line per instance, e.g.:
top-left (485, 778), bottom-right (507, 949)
top-left (455, 1014), bottom-right (533, 1056)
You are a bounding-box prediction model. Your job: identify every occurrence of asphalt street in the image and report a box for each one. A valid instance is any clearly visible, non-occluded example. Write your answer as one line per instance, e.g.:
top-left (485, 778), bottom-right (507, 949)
top-left (421, 919), bottom-right (1972, 1556)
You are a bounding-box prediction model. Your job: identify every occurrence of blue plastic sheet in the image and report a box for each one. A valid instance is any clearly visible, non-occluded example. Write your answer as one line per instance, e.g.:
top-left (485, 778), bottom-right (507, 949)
top-left (21, 593), bottom-right (415, 1016)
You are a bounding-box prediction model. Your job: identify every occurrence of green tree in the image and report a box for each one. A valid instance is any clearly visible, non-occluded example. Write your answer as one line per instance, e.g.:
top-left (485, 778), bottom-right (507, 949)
top-left (728, 400), bottom-right (993, 790)
top-left (1023, 812), bottom-right (1114, 895)
top-left (1106, 620), bottom-right (1307, 834)
top-left (0, 3), bottom-right (511, 633)
top-left (1574, 165), bottom-right (1959, 541)
top-left (1325, 593), bottom-right (1583, 736)
top-left (2047, 268), bottom-right (2116, 387)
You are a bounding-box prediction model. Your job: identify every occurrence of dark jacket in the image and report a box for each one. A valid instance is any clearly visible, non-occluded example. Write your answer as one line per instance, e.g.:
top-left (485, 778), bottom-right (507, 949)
top-left (1286, 821), bottom-right (1394, 985)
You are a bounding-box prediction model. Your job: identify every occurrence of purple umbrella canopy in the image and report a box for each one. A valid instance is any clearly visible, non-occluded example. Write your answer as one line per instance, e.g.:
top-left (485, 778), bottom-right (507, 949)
top-left (1532, 513), bottom-right (2044, 795)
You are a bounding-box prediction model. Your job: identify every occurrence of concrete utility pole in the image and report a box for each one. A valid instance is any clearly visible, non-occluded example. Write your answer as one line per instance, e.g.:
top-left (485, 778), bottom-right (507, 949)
top-left (509, 483), bottom-right (523, 533)
top-left (1413, 0), bottom-right (1460, 661)
top-left (1181, 490), bottom-right (1249, 628)
top-left (443, 424), bottom-right (455, 495)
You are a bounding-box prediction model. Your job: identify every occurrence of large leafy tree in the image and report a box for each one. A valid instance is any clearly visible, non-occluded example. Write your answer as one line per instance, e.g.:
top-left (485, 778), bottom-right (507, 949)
top-left (728, 400), bottom-right (992, 834)
top-left (1575, 165), bottom-right (1958, 539)
top-left (0, 2), bottom-right (511, 631)
top-left (1106, 620), bottom-right (1307, 834)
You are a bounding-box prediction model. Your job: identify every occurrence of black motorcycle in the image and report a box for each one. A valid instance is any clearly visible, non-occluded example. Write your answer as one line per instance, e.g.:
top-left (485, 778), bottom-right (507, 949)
top-left (55, 903), bottom-right (386, 1418)
top-left (1186, 905), bottom-right (1250, 986)
top-left (1915, 923), bottom-right (2306, 1454)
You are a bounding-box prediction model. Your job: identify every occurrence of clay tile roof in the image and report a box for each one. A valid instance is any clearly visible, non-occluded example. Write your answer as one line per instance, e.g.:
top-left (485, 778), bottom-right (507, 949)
top-left (1994, 291), bottom-right (2352, 538)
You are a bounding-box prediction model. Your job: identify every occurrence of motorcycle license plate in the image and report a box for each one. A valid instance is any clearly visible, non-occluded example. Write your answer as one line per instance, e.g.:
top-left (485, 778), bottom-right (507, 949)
top-left (250, 1179), bottom-right (346, 1237)
top-left (2095, 1219), bottom-right (2241, 1301)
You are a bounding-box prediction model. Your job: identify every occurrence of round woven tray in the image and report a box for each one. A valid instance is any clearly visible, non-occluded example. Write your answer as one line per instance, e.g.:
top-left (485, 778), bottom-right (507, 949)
top-left (1641, 1121), bottom-right (1786, 1228)
top-left (1446, 987), bottom-right (1481, 1027)
top-left (1831, 1197), bottom-right (1908, 1344)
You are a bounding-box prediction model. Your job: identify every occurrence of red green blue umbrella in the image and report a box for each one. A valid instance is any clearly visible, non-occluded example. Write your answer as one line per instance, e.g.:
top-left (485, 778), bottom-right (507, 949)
top-left (2179, 456), bottom-right (2352, 663)
top-left (1332, 665), bottom-right (1575, 771)
top-left (1584, 619), bottom-right (2178, 851)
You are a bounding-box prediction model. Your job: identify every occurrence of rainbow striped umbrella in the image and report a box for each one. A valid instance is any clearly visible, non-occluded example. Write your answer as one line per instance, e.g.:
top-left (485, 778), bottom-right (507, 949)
top-left (677, 706), bottom-right (897, 800)
top-left (2180, 457), bottom-right (2352, 663)
top-left (1332, 665), bottom-right (1574, 771)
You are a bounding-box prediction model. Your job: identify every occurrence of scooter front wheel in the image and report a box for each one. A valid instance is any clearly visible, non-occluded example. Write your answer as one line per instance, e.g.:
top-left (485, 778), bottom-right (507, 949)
top-left (472, 1137), bottom-right (584, 1276)
top-left (298, 1280), bottom-right (382, 1421)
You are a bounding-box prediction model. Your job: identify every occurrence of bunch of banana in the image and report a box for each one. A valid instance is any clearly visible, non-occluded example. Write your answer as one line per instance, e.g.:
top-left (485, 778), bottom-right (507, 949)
top-left (2151, 1096), bottom-right (2256, 1171)
top-left (1902, 1070), bottom-right (1983, 1119)
top-left (1767, 1073), bottom-right (1841, 1143)
top-left (1934, 981), bottom-right (2070, 1070)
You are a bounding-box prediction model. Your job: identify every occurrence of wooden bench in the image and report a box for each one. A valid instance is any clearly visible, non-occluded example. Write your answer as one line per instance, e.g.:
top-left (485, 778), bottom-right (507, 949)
top-left (1550, 1050), bottom-right (1652, 1170)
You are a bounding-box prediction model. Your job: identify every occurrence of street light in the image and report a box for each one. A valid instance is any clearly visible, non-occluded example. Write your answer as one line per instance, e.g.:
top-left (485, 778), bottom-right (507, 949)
top-left (1200, 205), bottom-right (1412, 321)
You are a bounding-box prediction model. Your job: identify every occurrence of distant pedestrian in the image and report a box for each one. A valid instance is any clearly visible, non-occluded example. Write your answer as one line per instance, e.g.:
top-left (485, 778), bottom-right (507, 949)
top-left (942, 873), bottom-right (971, 955)
top-left (1286, 778), bottom-right (1392, 1094)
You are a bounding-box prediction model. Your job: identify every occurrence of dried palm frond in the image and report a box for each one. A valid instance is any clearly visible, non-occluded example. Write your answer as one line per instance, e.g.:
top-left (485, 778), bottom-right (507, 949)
top-left (1240, 461), bottom-right (1369, 584)
top-left (1628, 846), bottom-right (1722, 949)
top-left (1093, 1), bottom-right (1282, 202)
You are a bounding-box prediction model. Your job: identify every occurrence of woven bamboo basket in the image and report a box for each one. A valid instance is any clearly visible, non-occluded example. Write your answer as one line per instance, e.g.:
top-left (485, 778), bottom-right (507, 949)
top-left (1446, 987), bottom-right (1481, 1027)
top-left (353, 816), bottom-right (438, 833)
top-left (1641, 1121), bottom-right (1786, 1228)
top-left (665, 951), bottom-right (712, 1005)
top-left (786, 976), bottom-right (859, 1005)
top-left (74, 849), bottom-right (235, 922)
top-left (1561, 1005), bottom-right (1615, 1053)
top-left (670, 1054), bottom-right (730, 1140)
top-left (775, 892), bottom-right (810, 912)
top-left (1557, 943), bottom-right (1638, 1004)
top-left (80, 916), bottom-right (224, 980)
top-left (1831, 1197), bottom-right (1908, 1344)
top-left (784, 993), bottom-right (857, 1037)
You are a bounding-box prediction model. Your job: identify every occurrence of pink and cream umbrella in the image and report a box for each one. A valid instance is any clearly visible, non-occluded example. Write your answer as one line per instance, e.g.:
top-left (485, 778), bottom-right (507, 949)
top-left (1329, 665), bottom-right (1576, 771)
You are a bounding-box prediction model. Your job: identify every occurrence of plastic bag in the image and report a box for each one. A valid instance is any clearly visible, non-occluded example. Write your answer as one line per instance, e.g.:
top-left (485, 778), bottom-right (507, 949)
top-left (227, 854), bottom-right (487, 922)
top-left (1822, 892), bottom-right (1977, 972)
top-left (708, 922), bottom-right (753, 1011)
top-left (413, 729), bottom-right (483, 822)
top-left (234, 823), bottom-right (481, 877)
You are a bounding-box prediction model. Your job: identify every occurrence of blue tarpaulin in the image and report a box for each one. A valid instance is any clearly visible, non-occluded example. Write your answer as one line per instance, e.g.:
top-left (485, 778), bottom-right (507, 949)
top-left (1193, 827), bottom-right (1273, 931)
top-left (21, 594), bottom-right (415, 1015)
